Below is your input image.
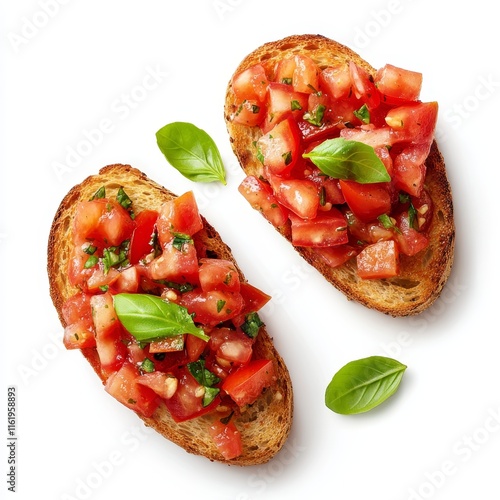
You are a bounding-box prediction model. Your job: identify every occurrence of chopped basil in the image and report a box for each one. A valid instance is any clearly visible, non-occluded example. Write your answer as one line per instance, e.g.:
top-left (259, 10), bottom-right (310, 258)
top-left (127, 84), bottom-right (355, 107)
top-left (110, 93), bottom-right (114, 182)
top-left (102, 241), bottom-right (130, 273)
top-left (282, 151), bottom-right (293, 166)
top-left (116, 187), bottom-right (133, 211)
top-left (83, 244), bottom-right (97, 255)
top-left (84, 255), bottom-right (99, 269)
top-left (353, 104), bottom-right (370, 124)
top-left (377, 214), bottom-right (401, 234)
top-left (172, 233), bottom-right (193, 251)
top-left (408, 203), bottom-right (418, 229)
top-left (241, 312), bottom-right (264, 339)
top-left (303, 104), bottom-right (326, 126)
top-left (188, 360), bottom-right (220, 407)
top-left (140, 358), bottom-right (155, 373)
top-left (291, 99), bottom-right (303, 111)
top-left (216, 299), bottom-right (226, 313)
top-left (91, 186), bottom-right (106, 200)
top-left (281, 77), bottom-right (292, 85)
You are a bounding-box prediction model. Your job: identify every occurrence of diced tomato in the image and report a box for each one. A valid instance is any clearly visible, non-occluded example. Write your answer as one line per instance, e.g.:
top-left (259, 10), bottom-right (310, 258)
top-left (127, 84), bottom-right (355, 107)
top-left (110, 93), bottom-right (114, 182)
top-left (339, 180), bottom-right (392, 222)
top-left (239, 282), bottom-right (271, 315)
top-left (356, 240), bottom-right (400, 279)
top-left (179, 290), bottom-right (244, 327)
top-left (91, 293), bottom-right (118, 337)
top-left (238, 175), bottom-right (288, 229)
top-left (129, 209), bottom-right (158, 264)
top-left (148, 335), bottom-right (185, 353)
top-left (62, 292), bottom-right (93, 327)
top-left (290, 209), bottom-right (348, 247)
top-left (349, 62), bottom-right (381, 109)
top-left (136, 372), bottom-right (178, 400)
top-left (340, 125), bottom-right (394, 149)
top-left (385, 102), bottom-right (438, 146)
top-left (375, 64), bottom-right (422, 103)
top-left (156, 191), bottom-right (203, 246)
top-left (209, 420), bottom-right (243, 460)
top-left (394, 211), bottom-right (429, 256)
top-left (63, 322), bottom-right (96, 350)
top-left (345, 210), bottom-right (394, 245)
top-left (148, 241), bottom-right (199, 283)
top-left (113, 265), bottom-right (140, 293)
top-left (392, 144), bottom-right (429, 197)
top-left (86, 267), bottom-right (120, 292)
top-left (233, 99), bottom-right (267, 127)
top-left (73, 199), bottom-right (135, 247)
top-left (199, 258), bottom-right (241, 293)
top-left (222, 359), bottom-right (275, 407)
top-left (269, 177), bottom-right (319, 220)
top-left (312, 245), bottom-right (358, 268)
top-left (232, 64), bottom-right (269, 102)
top-left (67, 245), bottom-right (95, 287)
top-left (186, 334), bottom-right (207, 362)
top-left (164, 366), bottom-right (220, 422)
top-left (292, 54), bottom-right (320, 93)
top-left (263, 83), bottom-right (308, 132)
top-left (209, 328), bottom-right (253, 366)
top-left (306, 170), bottom-right (345, 206)
top-left (320, 64), bottom-right (352, 99)
top-left (257, 116), bottom-right (301, 176)
top-left (105, 362), bottom-right (160, 417)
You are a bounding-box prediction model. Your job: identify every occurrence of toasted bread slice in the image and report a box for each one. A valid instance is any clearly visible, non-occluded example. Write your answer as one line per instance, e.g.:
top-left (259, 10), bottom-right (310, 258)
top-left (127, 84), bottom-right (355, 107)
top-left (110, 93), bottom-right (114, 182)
top-left (47, 164), bottom-right (293, 465)
top-left (224, 34), bottom-right (455, 316)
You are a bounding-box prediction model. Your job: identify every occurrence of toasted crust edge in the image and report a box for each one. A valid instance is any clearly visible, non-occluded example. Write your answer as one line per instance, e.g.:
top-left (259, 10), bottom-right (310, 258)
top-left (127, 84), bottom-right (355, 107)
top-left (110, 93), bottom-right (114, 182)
top-left (224, 34), bottom-right (455, 316)
top-left (47, 164), bottom-right (293, 466)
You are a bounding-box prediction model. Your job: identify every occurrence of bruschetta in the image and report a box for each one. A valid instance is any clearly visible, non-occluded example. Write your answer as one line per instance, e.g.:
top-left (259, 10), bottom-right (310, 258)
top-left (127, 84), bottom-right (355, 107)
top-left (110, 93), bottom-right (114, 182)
top-left (47, 164), bottom-right (293, 465)
top-left (224, 34), bottom-right (455, 316)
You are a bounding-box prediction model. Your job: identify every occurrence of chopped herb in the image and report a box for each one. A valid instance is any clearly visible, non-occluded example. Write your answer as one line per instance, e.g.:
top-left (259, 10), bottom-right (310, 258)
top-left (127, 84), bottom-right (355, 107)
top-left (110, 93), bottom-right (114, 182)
top-left (116, 187), bottom-right (133, 214)
top-left (217, 299), bottom-right (226, 313)
top-left (220, 411), bottom-right (234, 425)
top-left (378, 214), bottom-right (401, 234)
top-left (91, 186), bottom-right (106, 200)
top-left (188, 360), bottom-right (220, 407)
top-left (282, 151), bottom-right (293, 166)
top-left (83, 244), bottom-right (97, 255)
top-left (140, 358), bottom-right (155, 373)
top-left (303, 104), bottom-right (326, 127)
top-left (241, 312), bottom-right (264, 339)
top-left (353, 104), bottom-right (370, 124)
top-left (172, 233), bottom-right (193, 251)
top-left (84, 255), bottom-right (99, 269)
top-left (291, 99), bottom-right (303, 111)
top-left (282, 77), bottom-right (292, 85)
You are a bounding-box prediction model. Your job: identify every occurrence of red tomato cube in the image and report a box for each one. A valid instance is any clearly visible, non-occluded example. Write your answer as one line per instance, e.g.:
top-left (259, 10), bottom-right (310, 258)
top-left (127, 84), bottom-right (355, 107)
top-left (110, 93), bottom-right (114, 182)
top-left (356, 240), bottom-right (400, 279)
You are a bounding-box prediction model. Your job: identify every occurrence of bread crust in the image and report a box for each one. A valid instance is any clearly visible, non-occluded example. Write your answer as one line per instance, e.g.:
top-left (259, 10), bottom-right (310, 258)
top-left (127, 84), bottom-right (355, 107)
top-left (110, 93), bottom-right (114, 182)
top-left (224, 34), bottom-right (455, 316)
top-left (47, 164), bottom-right (293, 466)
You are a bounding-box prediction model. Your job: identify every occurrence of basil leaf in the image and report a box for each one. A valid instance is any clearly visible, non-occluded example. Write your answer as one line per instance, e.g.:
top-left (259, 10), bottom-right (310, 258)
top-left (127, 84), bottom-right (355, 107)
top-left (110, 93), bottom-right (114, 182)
top-left (113, 293), bottom-right (209, 343)
top-left (303, 137), bottom-right (390, 184)
top-left (325, 356), bottom-right (407, 415)
top-left (156, 122), bottom-right (227, 184)
top-left (188, 360), bottom-right (221, 407)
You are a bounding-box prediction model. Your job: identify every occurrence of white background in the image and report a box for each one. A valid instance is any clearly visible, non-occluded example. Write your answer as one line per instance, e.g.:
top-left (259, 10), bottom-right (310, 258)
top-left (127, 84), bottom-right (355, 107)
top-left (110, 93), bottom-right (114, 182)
top-left (1, 1), bottom-right (499, 499)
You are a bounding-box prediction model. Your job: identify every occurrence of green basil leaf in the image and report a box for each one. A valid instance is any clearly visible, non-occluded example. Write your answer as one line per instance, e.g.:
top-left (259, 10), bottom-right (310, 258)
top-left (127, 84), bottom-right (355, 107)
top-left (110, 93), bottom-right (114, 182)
top-left (113, 293), bottom-right (209, 343)
top-left (156, 122), bottom-right (227, 184)
top-left (325, 356), bottom-right (407, 415)
top-left (303, 137), bottom-right (390, 184)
